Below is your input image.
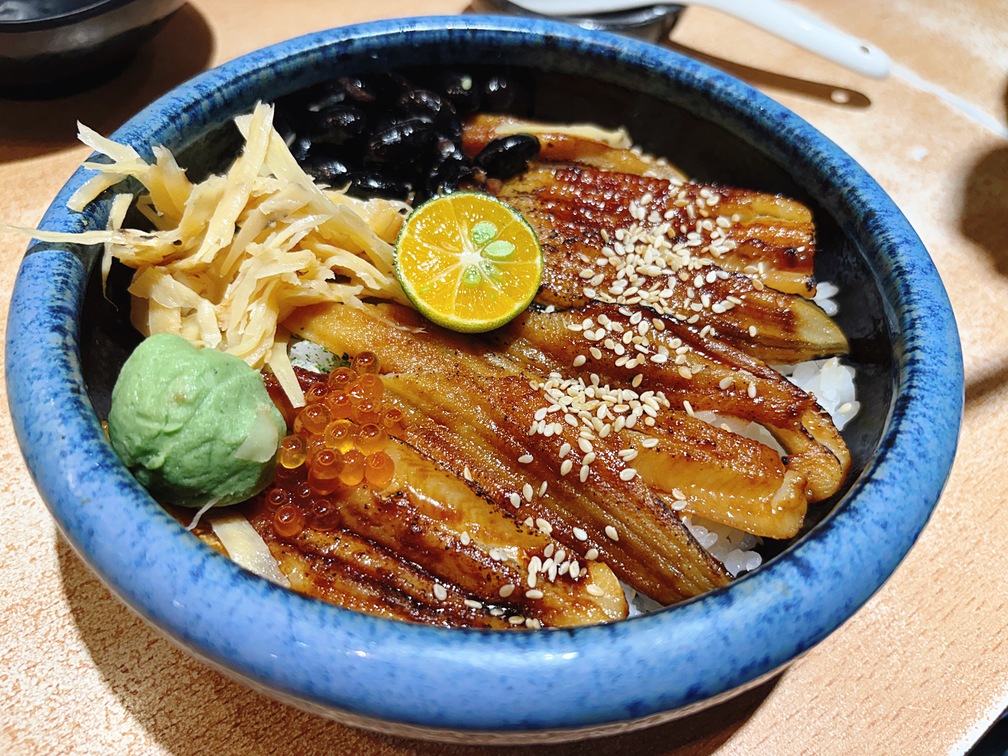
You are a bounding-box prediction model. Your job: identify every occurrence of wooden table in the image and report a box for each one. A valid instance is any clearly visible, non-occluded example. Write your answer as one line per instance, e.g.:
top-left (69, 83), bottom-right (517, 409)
top-left (2, 2), bottom-right (1006, 753)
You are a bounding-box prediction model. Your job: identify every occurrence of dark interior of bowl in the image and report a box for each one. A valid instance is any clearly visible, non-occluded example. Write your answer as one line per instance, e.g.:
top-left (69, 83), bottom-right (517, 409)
top-left (79, 60), bottom-right (894, 570)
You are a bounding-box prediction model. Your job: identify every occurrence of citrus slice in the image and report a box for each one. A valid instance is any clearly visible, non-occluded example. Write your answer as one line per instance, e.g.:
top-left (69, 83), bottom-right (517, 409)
top-left (394, 191), bottom-right (543, 333)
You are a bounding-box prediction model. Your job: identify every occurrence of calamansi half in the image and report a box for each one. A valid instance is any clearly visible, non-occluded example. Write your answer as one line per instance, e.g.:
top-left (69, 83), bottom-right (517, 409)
top-left (393, 191), bottom-right (543, 333)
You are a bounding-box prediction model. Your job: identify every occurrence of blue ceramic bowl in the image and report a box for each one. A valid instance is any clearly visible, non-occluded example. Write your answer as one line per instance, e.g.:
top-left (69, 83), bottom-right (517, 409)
top-left (5, 16), bottom-right (962, 743)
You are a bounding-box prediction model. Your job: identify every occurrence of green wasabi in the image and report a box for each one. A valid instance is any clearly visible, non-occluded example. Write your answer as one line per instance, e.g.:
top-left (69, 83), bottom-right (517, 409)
top-left (107, 333), bottom-right (286, 508)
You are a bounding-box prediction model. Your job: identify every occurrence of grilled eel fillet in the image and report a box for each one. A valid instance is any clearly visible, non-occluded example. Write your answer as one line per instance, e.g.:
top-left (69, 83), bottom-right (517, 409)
top-left (462, 113), bottom-right (689, 184)
top-left (185, 367), bottom-right (629, 628)
top-left (463, 116), bottom-right (847, 363)
top-left (287, 304), bottom-right (850, 608)
top-left (491, 304), bottom-right (850, 506)
top-left (242, 428), bottom-right (628, 628)
top-left (498, 166), bottom-right (846, 364)
top-left (289, 301), bottom-right (848, 537)
top-left (288, 303), bottom-right (733, 604)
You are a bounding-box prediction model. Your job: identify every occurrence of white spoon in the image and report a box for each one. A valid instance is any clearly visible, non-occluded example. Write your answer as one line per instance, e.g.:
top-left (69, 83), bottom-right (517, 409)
top-left (503, 0), bottom-right (891, 78)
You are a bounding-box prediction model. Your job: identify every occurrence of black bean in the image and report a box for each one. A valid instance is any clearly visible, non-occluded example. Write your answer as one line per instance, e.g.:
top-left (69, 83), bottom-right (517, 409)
top-left (421, 137), bottom-right (475, 200)
top-left (398, 87), bottom-right (461, 132)
top-left (399, 87), bottom-right (440, 115)
top-left (348, 172), bottom-right (414, 201)
top-left (302, 156), bottom-right (353, 185)
top-left (289, 135), bottom-right (312, 163)
top-left (339, 72), bottom-right (411, 105)
top-left (474, 134), bottom-right (540, 179)
top-left (337, 76), bottom-right (380, 104)
top-left (430, 71), bottom-right (481, 115)
top-left (305, 89), bottom-right (349, 113)
top-left (304, 104), bottom-right (369, 146)
top-left (367, 116), bottom-right (437, 163)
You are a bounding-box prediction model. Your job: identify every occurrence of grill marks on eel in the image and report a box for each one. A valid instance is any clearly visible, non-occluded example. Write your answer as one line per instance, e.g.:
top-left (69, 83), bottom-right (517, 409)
top-left (265, 122), bottom-right (855, 619)
top-left (288, 300), bottom-right (847, 604)
top-left (291, 301), bottom-right (732, 603)
top-left (496, 165), bottom-right (847, 364)
top-left (245, 436), bottom-right (627, 627)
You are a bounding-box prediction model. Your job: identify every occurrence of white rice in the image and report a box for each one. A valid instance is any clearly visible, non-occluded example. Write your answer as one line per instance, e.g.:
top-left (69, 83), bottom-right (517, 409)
top-left (779, 356), bottom-right (860, 431)
top-left (289, 338), bottom-right (342, 373)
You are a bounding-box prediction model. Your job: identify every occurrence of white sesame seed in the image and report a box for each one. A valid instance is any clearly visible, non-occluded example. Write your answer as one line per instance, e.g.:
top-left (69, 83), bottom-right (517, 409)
top-left (573, 354), bottom-right (587, 367)
top-left (585, 548), bottom-right (599, 561)
top-left (433, 584), bottom-right (447, 601)
top-left (463, 466), bottom-right (473, 481)
top-left (605, 525), bottom-right (620, 541)
top-left (460, 532), bottom-right (471, 546)
top-left (560, 459), bottom-right (574, 476)
top-left (464, 599), bottom-right (483, 609)
top-left (526, 589), bottom-right (544, 600)
top-left (522, 483), bottom-right (534, 502)
top-left (619, 468), bottom-right (637, 482)
top-left (509, 492), bottom-right (521, 508)
top-left (508, 615), bottom-right (525, 625)
top-left (573, 527), bottom-right (588, 541)
top-left (570, 560), bottom-right (581, 579)
top-left (579, 465), bottom-right (590, 482)
top-left (586, 584), bottom-right (604, 597)
top-left (536, 518), bottom-right (553, 535)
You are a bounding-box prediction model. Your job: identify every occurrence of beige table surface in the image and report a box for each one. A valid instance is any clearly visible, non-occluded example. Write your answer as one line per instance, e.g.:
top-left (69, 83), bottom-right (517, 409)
top-left (1, 1), bottom-right (1006, 753)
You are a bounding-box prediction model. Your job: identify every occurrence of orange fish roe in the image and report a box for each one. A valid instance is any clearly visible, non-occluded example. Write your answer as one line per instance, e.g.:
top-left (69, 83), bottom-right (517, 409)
top-left (352, 351), bottom-right (379, 374)
top-left (261, 352), bottom-right (403, 539)
top-left (339, 449), bottom-right (366, 486)
top-left (278, 435), bottom-right (306, 469)
top-left (382, 408), bottom-right (405, 432)
top-left (324, 418), bottom-right (356, 452)
top-left (273, 504), bottom-right (306, 538)
top-left (355, 423), bottom-right (388, 455)
top-left (328, 366), bottom-right (357, 391)
top-left (364, 451), bottom-right (395, 488)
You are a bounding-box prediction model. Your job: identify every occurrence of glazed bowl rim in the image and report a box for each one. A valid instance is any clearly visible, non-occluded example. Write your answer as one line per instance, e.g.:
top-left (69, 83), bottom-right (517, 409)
top-left (5, 15), bottom-right (963, 735)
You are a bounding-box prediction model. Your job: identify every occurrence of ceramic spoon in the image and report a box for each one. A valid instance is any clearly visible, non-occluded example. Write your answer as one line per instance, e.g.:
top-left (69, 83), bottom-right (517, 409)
top-left (504, 0), bottom-right (890, 78)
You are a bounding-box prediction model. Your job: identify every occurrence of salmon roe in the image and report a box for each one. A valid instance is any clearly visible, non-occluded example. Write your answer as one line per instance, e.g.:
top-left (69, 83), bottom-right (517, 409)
top-left (260, 352), bottom-right (404, 539)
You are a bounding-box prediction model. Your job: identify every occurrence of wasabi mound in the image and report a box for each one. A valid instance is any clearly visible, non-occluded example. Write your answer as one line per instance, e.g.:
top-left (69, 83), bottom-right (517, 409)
top-left (108, 334), bottom-right (286, 508)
